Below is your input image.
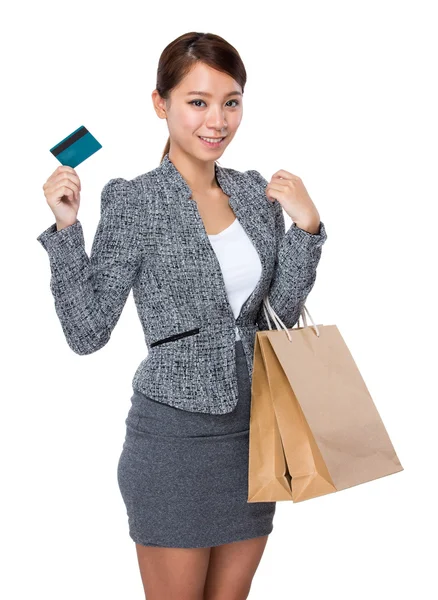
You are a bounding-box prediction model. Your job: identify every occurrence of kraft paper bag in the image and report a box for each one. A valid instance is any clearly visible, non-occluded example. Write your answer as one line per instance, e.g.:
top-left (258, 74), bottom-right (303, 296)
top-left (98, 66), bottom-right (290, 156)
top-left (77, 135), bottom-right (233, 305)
top-left (248, 300), bottom-right (404, 503)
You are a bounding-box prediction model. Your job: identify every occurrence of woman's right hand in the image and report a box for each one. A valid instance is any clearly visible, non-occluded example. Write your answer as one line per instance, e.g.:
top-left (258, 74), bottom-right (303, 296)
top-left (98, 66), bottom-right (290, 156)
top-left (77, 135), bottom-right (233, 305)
top-left (42, 165), bottom-right (82, 230)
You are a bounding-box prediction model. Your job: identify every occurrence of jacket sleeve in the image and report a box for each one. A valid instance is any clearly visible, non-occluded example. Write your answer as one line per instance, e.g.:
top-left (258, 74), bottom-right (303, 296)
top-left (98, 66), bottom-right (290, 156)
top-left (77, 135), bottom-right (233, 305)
top-left (246, 170), bottom-right (328, 331)
top-left (36, 178), bottom-right (143, 355)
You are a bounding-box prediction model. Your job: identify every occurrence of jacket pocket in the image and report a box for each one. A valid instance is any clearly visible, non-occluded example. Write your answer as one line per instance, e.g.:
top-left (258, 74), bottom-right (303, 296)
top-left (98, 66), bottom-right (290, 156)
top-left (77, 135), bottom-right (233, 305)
top-left (150, 327), bottom-right (200, 348)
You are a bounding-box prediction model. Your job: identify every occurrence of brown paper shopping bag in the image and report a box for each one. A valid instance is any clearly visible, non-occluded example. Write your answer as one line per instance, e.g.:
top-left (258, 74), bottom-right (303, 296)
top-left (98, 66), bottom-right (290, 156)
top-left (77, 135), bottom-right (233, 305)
top-left (248, 299), bottom-right (404, 503)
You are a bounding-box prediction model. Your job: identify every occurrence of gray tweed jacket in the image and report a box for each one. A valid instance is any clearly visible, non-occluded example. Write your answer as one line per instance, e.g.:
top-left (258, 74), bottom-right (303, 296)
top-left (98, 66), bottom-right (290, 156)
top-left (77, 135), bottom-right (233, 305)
top-left (37, 153), bottom-right (327, 414)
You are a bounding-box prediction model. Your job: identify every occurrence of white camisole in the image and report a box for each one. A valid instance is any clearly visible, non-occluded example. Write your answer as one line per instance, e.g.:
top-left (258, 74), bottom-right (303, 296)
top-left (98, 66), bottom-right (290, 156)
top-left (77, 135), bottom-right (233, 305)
top-left (207, 218), bottom-right (262, 341)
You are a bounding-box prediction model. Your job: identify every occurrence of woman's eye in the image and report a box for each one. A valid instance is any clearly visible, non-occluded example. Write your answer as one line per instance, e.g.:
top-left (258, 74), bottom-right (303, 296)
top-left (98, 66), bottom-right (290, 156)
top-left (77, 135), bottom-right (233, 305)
top-left (189, 100), bottom-right (206, 107)
top-left (188, 99), bottom-right (240, 107)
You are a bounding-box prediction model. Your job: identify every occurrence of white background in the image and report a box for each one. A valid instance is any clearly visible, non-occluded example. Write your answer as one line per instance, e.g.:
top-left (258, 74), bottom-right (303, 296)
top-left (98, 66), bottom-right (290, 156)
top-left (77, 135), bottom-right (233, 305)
top-left (2, 0), bottom-right (437, 598)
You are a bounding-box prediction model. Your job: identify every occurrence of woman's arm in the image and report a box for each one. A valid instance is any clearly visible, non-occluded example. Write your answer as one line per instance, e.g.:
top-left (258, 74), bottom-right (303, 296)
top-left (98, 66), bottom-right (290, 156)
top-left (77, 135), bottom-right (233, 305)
top-left (37, 178), bottom-right (143, 354)
top-left (246, 170), bottom-right (327, 331)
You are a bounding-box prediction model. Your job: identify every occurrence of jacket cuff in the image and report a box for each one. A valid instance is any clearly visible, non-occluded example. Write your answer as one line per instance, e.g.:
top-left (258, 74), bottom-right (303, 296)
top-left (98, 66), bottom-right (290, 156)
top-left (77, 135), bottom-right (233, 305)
top-left (278, 220), bottom-right (327, 264)
top-left (37, 220), bottom-right (85, 258)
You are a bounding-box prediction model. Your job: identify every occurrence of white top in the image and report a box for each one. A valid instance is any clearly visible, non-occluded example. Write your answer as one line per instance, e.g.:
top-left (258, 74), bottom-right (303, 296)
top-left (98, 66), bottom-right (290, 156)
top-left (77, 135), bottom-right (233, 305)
top-left (207, 218), bottom-right (262, 341)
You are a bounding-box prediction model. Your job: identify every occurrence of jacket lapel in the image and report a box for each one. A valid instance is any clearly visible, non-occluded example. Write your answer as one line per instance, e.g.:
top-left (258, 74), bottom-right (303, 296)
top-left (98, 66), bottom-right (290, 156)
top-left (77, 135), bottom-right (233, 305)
top-left (157, 154), bottom-right (276, 325)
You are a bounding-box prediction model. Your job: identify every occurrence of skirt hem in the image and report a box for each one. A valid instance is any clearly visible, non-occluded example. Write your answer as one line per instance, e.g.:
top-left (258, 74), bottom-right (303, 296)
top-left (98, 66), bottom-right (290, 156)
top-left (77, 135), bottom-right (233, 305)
top-left (129, 523), bottom-right (274, 549)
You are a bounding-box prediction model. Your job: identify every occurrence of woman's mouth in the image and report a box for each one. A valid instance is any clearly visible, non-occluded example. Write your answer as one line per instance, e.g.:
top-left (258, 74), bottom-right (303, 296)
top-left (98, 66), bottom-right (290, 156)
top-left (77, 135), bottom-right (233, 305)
top-left (198, 136), bottom-right (226, 148)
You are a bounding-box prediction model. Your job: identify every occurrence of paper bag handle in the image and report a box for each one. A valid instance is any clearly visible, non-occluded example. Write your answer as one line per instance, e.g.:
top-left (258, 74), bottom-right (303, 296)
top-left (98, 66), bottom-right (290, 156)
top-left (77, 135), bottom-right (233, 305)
top-left (262, 297), bottom-right (320, 341)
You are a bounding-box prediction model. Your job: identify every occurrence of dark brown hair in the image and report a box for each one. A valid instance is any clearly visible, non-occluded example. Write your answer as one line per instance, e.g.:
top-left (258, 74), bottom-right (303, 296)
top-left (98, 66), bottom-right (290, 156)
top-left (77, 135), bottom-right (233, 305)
top-left (156, 32), bottom-right (247, 164)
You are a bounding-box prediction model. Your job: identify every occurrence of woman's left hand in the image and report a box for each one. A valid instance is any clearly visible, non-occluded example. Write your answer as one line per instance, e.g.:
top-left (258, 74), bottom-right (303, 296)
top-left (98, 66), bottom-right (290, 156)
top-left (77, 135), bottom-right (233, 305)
top-left (265, 169), bottom-right (321, 234)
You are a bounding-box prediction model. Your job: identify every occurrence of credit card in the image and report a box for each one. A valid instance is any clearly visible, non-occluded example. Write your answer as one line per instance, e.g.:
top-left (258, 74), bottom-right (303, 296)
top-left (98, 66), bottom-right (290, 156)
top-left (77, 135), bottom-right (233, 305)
top-left (50, 125), bottom-right (102, 168)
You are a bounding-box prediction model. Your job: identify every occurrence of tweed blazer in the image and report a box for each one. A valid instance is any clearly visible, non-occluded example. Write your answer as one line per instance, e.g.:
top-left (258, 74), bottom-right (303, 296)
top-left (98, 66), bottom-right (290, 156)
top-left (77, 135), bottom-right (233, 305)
top-left (37, 152), bottom-right (328, 414)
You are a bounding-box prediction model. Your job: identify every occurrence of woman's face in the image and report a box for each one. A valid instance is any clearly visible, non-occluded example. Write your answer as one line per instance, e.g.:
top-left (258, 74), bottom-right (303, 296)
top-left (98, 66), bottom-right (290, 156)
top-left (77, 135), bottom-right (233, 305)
top-left (154, 61), bottom-right (243, 160)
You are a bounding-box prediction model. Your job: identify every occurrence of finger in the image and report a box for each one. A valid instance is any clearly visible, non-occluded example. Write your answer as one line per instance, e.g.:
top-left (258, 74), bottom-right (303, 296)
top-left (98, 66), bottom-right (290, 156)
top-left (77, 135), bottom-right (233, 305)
top-left (54, 172), bottom-right (81, 192)
top-left (267, 181), bottom-right (289, 194)
top-left (58, 183), bottom-right (79, 202)
top-left (48, 177), bottom-right (80, 201)
top-left (266, 182), bottom-right (287, 201)
top-left (56, 165), bottom-right (77, 174)
top-left (55, 166), bottom-right (81, 188)
top-left (271, 170), bottom-right (299, 180)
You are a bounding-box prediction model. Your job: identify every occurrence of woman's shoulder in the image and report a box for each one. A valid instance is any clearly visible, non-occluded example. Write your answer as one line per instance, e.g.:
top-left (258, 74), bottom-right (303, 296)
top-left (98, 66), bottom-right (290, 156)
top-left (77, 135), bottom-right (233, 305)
top-left (98, 175), bottom-right (150, 224)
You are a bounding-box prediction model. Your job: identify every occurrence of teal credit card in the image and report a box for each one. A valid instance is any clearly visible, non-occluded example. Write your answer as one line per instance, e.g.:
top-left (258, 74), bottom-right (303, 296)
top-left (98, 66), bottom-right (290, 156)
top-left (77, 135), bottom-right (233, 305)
top-left (50, 125), bottom-right (102, 167)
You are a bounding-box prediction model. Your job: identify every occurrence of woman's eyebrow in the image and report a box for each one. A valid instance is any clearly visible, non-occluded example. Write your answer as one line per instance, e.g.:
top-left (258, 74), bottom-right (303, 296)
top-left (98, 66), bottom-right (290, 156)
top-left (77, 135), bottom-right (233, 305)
top-left (186, 90), bottom-right (242, 98)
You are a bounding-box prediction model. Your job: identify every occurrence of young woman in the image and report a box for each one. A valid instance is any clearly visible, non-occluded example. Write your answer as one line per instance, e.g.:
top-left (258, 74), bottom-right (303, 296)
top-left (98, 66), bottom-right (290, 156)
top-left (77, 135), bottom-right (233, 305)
top-left (38, 31), bottom-right (327, 600)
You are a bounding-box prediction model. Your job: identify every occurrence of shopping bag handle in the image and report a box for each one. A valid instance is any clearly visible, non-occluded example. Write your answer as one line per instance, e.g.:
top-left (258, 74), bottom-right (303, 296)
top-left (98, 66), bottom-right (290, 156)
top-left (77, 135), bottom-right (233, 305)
top-left (262, 297), bottom-right (320, 341)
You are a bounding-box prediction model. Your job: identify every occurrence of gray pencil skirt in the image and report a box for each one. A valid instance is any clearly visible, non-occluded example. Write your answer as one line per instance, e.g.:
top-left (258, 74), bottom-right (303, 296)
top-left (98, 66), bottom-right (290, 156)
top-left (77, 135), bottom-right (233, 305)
top-left (116, 339), bottom-right (276, 549)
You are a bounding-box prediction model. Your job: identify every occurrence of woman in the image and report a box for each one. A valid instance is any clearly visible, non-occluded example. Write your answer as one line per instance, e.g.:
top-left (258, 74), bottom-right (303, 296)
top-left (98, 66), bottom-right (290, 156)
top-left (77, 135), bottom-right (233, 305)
top-left (37, 31), bottom-right (327, 600)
